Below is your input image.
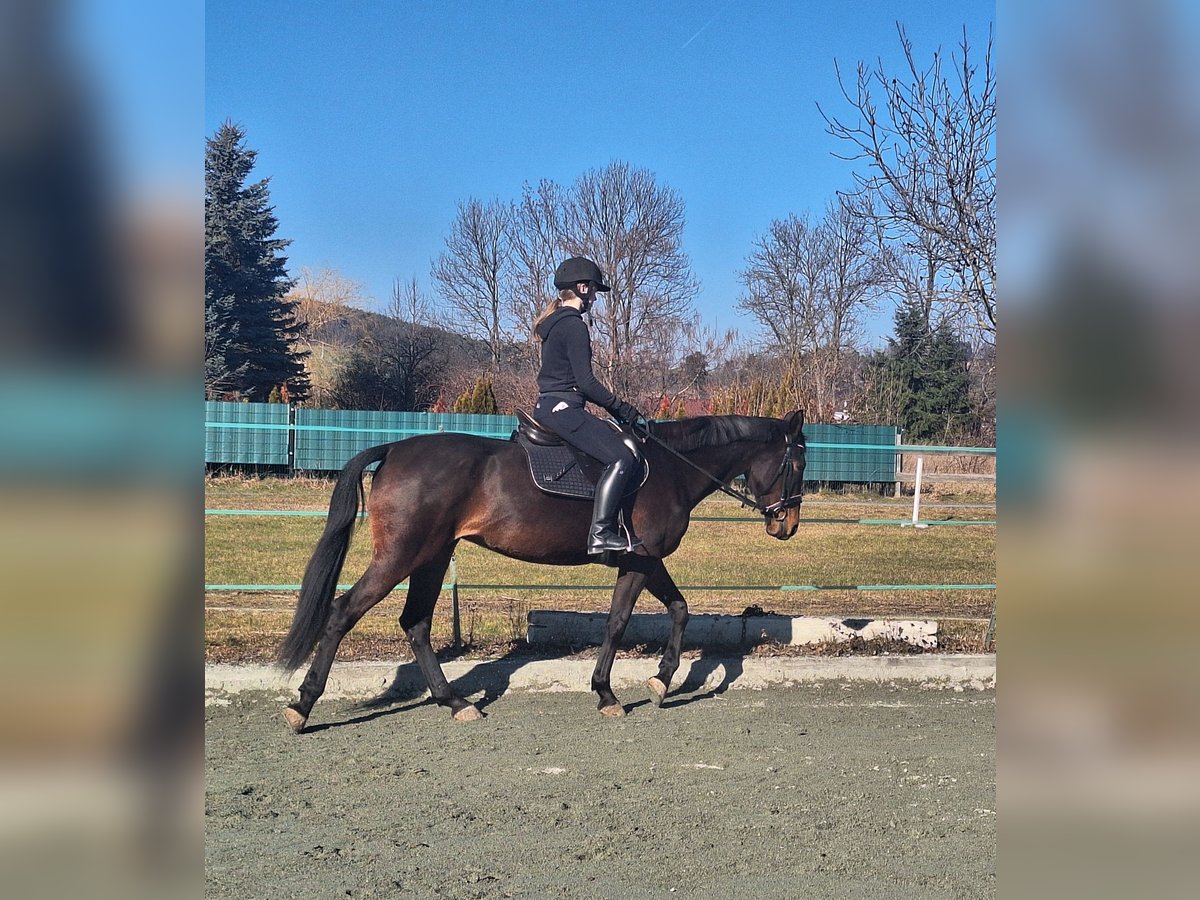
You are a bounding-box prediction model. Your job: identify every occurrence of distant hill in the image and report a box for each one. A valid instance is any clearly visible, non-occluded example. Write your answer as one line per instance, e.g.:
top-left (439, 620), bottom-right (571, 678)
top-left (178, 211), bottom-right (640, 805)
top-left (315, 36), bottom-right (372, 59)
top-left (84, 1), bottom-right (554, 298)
top-left (297, 300), bottom-right (538, 411)
top-left (304, 302), bottom-right (490, 359)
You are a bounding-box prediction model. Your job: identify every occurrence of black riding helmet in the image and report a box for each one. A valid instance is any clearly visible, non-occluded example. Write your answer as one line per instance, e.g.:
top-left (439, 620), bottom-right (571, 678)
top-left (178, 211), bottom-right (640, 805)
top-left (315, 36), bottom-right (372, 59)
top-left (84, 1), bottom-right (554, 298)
top-left (553, 257), bottom-right (611, 293)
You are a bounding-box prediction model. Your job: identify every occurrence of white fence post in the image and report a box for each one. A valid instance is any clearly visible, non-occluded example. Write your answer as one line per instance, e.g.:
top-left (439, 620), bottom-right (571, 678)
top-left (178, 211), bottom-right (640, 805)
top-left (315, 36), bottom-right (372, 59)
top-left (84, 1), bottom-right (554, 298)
top-left (894, 432), bottom-right (902, 498)
top-left (907, 456), bottom-right (928, 528)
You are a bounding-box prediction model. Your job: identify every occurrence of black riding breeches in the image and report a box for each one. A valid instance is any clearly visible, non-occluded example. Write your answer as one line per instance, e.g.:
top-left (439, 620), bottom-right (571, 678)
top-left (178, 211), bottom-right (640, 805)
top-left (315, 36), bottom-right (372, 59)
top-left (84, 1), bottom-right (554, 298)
top-left (533, 393), bottom-right (634, 468)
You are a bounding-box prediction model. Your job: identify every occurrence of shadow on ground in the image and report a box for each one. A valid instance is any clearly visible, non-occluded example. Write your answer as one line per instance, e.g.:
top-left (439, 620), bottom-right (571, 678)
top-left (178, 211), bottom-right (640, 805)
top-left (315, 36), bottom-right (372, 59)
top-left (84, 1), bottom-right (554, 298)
top-left (318, 642), bottom-right (756, 729)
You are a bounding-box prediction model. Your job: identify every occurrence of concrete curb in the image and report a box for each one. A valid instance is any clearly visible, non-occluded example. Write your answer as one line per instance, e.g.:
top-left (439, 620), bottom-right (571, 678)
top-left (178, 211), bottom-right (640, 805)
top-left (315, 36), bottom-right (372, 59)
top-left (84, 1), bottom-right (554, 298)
top-left (205, 654), bottom-right (995, 704)
top-left (527, 611), bottom-right (939, 648)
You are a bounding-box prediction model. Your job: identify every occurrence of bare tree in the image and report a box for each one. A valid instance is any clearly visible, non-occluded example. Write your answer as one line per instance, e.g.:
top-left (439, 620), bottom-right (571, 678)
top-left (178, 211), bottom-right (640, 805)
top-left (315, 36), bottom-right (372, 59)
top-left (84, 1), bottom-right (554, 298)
top-left (821, 196), bottom-right (884, 409)
top-left (379, 276), bottom-right (443, 411)
top-left (562, 162), bottom-right (699, 399)
top-left (508, 179), bottom-right (568, 372)
top-left (738, 212), bottom-right (825, 353)
top-left (434, 163), bottom-right (701, 403)
top-left (820, 24), bottom-right (996, 340)
top-left (499, 163), bottom-right (701, 398)
top-left (646, 316), bottom-right (737, 410)
top-left (431, 198), bottom-right (513, 372)
top-left (739, 213), bottom-right (830, 414)
top-left (287, 266), bottom-right (368, 406)
top-left (737, 199), bottom-right (879, 419)
top-left (291, 266), bottom-right (367, 335)
top-left (332, 277), bottom-right (445, 411)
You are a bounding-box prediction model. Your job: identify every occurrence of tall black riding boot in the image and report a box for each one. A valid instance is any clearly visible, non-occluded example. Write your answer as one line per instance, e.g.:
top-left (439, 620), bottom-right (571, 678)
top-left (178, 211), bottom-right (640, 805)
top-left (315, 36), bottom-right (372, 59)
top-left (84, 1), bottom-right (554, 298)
top-left (587, 458), bottom-right (643, 555)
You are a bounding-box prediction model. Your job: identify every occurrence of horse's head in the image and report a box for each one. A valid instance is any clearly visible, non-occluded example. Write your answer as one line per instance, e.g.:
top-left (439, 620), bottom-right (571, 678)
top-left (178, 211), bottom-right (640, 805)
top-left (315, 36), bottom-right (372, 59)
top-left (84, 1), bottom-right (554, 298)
top-left (745, 410), bottom-right (807, 540)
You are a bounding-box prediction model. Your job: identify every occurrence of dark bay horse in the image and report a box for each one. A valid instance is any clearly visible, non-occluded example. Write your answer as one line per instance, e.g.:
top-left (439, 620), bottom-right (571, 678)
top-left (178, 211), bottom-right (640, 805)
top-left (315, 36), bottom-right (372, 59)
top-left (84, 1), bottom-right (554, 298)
top-left (278, 411), bottom-right (807, 732)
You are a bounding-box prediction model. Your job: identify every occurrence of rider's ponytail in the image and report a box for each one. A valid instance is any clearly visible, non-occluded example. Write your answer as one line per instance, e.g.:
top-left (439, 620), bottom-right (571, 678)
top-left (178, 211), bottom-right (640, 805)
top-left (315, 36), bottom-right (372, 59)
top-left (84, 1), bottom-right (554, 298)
top-left (532, 290), bottom-right (575, 340)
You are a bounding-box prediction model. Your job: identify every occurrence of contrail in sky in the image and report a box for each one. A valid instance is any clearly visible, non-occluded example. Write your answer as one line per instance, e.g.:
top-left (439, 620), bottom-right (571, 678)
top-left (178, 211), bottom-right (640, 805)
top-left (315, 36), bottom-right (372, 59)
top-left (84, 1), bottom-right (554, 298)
top-left (680, 0), bottom-right (737, 50)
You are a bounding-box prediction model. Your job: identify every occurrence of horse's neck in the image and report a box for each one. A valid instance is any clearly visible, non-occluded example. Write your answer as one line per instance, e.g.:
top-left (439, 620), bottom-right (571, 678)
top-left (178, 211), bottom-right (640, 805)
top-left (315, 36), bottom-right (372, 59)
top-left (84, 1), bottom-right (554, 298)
top-left (679, 443), bottom-right (752, 507)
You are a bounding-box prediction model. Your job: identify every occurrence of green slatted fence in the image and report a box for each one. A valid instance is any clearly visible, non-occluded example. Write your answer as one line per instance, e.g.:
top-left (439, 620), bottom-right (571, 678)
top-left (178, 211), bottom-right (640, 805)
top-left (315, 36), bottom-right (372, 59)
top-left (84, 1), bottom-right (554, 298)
top-left (204, 401), bottom-right (289, 466)
top-left (206, 404), bottom-right (943, 486)
top-left (803, 424), bottom-right (898, 482)
top-left (293, 410), bottom-right (517, 471)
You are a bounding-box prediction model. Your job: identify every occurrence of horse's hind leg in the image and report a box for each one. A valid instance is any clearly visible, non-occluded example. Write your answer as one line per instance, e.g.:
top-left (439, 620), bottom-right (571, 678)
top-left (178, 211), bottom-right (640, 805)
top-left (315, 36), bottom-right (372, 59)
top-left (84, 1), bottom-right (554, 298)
top-left (286, 560), bottom-right (405, 731)
top-left (400, 549), bottom-right (481, 722)
top-left (644, 561), bottom-right (690, 706)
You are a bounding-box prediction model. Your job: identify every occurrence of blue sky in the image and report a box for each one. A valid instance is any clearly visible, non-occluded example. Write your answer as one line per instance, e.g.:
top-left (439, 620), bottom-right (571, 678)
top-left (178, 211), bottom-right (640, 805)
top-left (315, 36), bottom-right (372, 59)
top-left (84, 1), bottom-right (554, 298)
top-left (206, 0), bottom-right (994, 348)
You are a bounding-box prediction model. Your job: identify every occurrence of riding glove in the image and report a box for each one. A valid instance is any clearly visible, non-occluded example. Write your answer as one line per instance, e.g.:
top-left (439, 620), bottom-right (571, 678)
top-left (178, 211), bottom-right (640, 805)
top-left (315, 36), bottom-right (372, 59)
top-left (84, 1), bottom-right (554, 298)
top-left (611, 400), bottom-right (642, 426)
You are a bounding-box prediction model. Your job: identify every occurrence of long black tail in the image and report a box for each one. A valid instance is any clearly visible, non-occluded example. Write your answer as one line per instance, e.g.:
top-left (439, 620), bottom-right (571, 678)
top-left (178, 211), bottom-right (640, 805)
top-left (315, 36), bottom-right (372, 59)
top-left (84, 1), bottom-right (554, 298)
top-left (276, 443), bottom-right (391, 671)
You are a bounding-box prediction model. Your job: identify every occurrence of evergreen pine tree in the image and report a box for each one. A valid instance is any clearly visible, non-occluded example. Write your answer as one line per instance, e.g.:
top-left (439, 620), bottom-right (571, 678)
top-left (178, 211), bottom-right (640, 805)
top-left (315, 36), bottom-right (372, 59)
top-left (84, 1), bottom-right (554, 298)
top-left (865, 302), bottom-right (978, 442)
top-left (205, 122), bottom-right (309, 401)
top-left (481, 379), bottom-right (499, 415)
top-left (204, 290), bottom-right (239, 396)
top-left (452, 377), bottom-right (484, 413)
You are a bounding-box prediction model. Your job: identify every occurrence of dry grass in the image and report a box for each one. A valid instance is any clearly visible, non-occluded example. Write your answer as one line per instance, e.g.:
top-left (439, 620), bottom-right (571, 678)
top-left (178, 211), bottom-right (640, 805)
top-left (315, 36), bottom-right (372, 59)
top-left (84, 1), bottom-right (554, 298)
top-left (907, 452), bottom-right (996, 476)
top-left (205, 475), bottom-right (995, 663)
top-left (205, 472), bottom-right (339, 510)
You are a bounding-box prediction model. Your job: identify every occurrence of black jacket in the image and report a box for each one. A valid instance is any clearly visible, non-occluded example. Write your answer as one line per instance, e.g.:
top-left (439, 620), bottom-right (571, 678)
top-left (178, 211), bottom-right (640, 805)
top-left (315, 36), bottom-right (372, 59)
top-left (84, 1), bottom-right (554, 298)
top-left (535, 307), bottom-right (618, 410)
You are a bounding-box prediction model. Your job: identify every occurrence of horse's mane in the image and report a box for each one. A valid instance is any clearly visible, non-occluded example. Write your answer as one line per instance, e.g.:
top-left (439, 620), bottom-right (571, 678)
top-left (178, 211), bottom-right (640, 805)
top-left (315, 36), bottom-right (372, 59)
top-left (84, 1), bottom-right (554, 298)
top-left (649, 415), bottom-right (795, 453)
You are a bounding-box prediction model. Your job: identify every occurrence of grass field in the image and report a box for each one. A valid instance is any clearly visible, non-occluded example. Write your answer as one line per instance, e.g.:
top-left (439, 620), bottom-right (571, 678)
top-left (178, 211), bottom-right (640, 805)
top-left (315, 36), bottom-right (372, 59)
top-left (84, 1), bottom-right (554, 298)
top-left (205, 475), bottom-right (995, 663)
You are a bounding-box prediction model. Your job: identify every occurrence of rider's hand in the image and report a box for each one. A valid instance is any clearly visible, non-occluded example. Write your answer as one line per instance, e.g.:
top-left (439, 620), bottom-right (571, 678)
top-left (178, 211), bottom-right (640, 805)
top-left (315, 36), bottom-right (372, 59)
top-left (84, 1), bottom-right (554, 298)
top-left (612, 400), bottom-right (642, 426)
top-left (612, 401), bottom-right (650, 438)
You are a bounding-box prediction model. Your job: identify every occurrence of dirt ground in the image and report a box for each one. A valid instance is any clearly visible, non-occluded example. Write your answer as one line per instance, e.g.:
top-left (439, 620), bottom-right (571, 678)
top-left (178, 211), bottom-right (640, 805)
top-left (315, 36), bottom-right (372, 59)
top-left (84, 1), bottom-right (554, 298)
top-left (206, 681), bottom-right (995, 899)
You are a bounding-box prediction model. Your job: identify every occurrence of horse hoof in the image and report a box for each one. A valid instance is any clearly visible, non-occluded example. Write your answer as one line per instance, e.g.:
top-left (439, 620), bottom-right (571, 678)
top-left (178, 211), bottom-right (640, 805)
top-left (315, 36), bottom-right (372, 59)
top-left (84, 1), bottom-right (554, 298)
top-left (452, 705), bottom-right (482, 722)
top-left (599, 703), bottom-right (626, 718)
top-left (647, 677), bottom-right (668, 706)
top-left (283, 707), bottom-right (307, 733)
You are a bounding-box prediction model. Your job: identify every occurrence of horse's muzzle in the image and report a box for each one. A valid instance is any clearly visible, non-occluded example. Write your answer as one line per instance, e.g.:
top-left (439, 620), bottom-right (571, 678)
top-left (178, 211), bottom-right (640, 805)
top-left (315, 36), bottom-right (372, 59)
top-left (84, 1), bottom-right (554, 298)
top-left (765, 511), bottom-right (800, 540)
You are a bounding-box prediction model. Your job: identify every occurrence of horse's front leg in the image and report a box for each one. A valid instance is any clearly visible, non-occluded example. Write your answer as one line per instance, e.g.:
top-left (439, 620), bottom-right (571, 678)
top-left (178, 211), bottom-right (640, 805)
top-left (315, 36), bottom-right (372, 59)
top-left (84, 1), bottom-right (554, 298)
top-left (643, 560), bottom-right (689, 706)
top-left (590, 564), bottom-right (649, 717)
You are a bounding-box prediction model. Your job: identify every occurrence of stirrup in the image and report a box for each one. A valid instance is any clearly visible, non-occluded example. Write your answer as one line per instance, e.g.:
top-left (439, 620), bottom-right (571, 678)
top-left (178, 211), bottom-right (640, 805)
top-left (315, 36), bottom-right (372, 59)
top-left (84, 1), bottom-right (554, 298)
top-left (588, 534), bottom-right (640, 555)
top-left (587, 521), bottom-right (643, 555)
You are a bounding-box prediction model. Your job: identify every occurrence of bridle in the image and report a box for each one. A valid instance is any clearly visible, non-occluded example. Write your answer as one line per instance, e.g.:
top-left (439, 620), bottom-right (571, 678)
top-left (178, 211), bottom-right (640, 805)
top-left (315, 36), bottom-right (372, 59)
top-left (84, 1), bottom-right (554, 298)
top-left (757, 440), bottom-right (806, 521)
top-left (637, 426), bottom-right (805, 522)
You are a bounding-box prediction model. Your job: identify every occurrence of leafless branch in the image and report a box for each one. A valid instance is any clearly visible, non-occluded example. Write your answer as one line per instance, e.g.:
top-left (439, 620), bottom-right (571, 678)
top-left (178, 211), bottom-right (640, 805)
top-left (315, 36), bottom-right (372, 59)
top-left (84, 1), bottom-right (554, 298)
top-left (821, 24), bottom-right (996, 341)
top-left (431, 198), bottom-right (514, 371)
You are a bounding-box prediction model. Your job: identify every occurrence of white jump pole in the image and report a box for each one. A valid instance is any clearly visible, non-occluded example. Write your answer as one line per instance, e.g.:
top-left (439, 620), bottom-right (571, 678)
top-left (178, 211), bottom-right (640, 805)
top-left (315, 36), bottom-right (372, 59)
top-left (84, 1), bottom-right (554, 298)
top-left (908, 456), bottom-right (928, 528)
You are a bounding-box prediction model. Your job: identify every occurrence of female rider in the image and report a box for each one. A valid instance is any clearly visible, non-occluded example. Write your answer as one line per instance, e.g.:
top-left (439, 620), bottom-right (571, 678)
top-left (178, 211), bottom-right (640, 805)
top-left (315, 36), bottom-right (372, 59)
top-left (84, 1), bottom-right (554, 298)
top-left (532, 256), bottom-right (644, 556)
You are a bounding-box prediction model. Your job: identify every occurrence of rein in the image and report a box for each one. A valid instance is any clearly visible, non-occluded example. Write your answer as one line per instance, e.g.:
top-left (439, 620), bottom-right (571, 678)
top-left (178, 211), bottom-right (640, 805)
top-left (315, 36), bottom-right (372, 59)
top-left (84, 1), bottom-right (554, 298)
top-left (636, 426), bottom-right (804, 520)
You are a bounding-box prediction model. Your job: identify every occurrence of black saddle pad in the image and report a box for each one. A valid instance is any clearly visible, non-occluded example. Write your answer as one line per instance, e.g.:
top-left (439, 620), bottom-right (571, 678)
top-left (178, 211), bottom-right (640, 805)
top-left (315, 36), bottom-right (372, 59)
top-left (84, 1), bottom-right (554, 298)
top-left (512, 430), bottom-right (604, 500)
top-left (511, 424), bottom-right (647, 501)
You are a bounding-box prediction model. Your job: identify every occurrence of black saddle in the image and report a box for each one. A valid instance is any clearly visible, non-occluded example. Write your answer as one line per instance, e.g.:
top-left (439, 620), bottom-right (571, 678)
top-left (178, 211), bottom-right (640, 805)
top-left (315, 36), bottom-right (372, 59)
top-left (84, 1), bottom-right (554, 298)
top-left (511, 409), bottom-right (646, 501)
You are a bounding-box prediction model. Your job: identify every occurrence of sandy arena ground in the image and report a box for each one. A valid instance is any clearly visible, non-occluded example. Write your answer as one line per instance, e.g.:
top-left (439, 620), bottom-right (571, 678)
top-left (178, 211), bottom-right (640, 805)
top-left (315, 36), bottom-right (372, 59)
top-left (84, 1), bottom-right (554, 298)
top-left (206, 678), bottom-right (994, 898)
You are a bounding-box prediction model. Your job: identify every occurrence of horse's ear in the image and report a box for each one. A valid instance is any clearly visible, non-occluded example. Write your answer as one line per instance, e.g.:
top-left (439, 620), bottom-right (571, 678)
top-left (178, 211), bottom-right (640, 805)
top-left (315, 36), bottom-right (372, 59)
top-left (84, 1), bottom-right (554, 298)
top-left (785, 409), bottom-right (805, 436)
